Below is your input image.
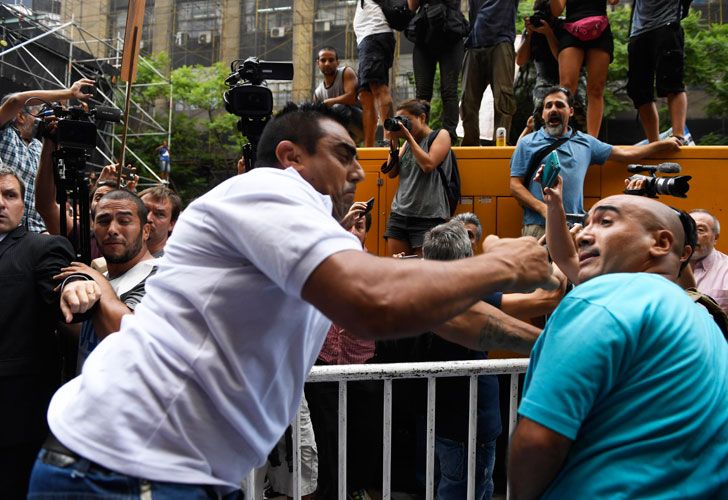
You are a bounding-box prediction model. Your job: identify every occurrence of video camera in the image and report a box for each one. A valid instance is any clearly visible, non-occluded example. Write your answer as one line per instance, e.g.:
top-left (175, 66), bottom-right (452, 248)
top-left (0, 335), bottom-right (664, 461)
top-left (625, 163), bottom-right (691, 198)
top-left (36, 103), bottom-right (123, 151)
top-left (223, 57), bottom-right (294, 171)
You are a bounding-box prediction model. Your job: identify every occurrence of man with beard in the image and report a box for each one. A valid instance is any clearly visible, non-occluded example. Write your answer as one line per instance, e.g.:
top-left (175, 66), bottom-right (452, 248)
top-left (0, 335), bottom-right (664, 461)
top-left (56, 189), bottom-right (155, 371)
top-left (509, 86), bottom-right (680, 238)
top-left (313, 47), bottom-right (363, 143)
top-left (28, 103), bottom-right (558, 497)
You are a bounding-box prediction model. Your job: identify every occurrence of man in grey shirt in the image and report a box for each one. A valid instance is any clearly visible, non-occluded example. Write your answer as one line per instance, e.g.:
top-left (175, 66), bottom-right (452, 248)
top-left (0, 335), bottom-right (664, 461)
top-left (626, 0), bottom-right (688, 143)
top-left (313, 47), bottom-right (363, 143)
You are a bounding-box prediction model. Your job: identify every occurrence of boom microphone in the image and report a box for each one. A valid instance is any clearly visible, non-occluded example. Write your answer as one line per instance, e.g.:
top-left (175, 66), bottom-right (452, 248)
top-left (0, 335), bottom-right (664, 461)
top-left (656, 162), bottom-right (681, 173)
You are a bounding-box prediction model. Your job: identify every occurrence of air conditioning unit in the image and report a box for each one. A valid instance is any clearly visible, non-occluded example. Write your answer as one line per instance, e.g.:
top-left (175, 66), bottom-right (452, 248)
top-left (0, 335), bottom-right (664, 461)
top-left (270, 26), bottom-right (285, 38)
top-left (198, 31), bottom-right (212, 44)
top-left (175, 32), bottom-right (188, 46)
top-left (315, 18), bottom-right (333, 32)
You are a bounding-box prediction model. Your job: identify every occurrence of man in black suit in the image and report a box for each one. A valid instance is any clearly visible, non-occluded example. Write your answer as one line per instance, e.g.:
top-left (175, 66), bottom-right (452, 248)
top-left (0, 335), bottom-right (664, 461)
top-left (0, 167), bottom-right (75, 499)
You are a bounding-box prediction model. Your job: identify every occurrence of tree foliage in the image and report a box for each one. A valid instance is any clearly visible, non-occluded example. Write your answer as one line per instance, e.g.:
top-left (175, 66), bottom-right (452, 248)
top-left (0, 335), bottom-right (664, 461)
top-left (125, 55), bottom-right (244, 203)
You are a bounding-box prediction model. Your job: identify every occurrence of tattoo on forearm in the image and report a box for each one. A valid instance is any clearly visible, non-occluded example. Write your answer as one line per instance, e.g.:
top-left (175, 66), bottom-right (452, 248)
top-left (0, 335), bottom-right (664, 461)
top-left (478, 316), bottom-right (509, 351)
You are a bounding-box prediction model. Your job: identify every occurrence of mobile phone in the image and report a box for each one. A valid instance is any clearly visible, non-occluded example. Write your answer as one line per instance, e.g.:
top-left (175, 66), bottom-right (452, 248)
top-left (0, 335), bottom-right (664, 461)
top-left (400, 254), bottom-right (420, 259)
top-left (80, 85), bottom-right (95, 96)
top-left (363, 197), bottom-right (375, 215)
top-left (541, 151), bottom-right (561, 189)
top-left (565, 213), bottom-right (586, 227)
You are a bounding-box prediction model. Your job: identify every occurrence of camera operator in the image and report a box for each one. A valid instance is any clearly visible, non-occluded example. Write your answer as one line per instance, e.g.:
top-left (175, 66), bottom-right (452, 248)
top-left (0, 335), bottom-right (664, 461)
top-left (510, 86), bottom-right (681, 239)
top-left (382, 99), bottom-right (453, 257)
top-left (0, 79), bottom-right (94, 233)
top-left (35, 115), bottom-right (137, 260)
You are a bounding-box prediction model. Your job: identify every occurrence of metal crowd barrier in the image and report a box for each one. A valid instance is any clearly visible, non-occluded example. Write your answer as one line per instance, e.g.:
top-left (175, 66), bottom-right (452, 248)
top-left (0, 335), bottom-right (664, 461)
top-left (246, 358), bottom-right (530, 500)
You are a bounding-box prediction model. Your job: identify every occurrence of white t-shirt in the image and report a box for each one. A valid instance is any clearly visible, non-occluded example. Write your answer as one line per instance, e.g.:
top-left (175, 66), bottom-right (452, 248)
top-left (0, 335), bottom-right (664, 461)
top-left (48, 167), bottom-right (362, 491)
top-left (354, 0), bottom-right (393, 45)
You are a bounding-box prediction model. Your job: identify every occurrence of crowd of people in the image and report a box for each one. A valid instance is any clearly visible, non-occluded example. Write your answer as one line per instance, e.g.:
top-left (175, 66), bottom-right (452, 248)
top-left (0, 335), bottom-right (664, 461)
top-left (0, 10), bottom-right (725, 496)
top-left (329, 0), bottom-right (691, 146)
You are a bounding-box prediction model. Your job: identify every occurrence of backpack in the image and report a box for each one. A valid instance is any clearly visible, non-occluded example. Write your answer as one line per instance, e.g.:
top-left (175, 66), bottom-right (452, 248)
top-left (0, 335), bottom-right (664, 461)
top-left (367, 0), bottom-right (414, 31)
top-left (427, 130), bottom-right (461, 216)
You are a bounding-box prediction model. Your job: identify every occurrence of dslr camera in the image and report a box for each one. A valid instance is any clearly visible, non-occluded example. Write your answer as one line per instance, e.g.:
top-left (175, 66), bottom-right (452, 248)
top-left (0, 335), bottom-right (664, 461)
top-left (529, 11), bottom-right (547, 27)
top-left (625, 163), bottom-right (691, 198)
top-left (383, 115), bottom-right (412, 132)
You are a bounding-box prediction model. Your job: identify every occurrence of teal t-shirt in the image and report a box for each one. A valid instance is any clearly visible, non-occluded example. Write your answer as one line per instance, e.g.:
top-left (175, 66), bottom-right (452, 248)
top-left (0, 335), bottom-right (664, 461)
top-left (519, 273), bottom-right (728, 499)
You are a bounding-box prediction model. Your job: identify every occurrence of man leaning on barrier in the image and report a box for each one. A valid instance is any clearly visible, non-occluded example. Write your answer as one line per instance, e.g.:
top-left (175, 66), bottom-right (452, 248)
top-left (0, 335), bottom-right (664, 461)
top-left (27, 102), bottom-right (559, 497)
top-left (509, 191), bottom-right (728, 498)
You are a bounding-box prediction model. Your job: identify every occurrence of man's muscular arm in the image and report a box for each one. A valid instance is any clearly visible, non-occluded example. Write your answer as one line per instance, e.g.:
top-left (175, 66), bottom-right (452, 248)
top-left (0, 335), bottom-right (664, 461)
top-left (302, 236), bottom-right (559, 340)
top-left (0, 78), bottom-right (95, 126)
top-left (509, 418), bottom-right (572, 499)
top-left (323, 67), bottom-right (359, 107)
top-left (433, 301), bottom-right (542, 354)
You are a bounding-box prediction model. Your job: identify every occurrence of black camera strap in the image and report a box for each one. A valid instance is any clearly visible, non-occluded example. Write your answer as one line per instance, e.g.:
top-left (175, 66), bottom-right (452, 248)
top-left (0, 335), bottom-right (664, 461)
top-left (522, 128), bottom-right (576, 189)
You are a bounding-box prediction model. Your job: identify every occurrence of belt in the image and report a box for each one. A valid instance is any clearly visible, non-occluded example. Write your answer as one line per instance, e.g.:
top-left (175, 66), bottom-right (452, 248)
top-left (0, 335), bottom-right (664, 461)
top-left (41, 433), bottom-right (114, 474)
top-left (40, 434), bottom-right (243, 499)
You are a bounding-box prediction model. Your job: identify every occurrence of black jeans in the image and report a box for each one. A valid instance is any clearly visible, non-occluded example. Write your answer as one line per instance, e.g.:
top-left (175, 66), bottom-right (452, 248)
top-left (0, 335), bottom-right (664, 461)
top-left (412, 40), bottom-right (464, 142)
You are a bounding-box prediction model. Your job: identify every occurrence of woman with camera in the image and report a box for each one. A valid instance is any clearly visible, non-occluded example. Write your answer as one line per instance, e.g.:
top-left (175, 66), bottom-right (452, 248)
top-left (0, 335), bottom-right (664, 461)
top-left (517, 0), bottom-right (587, 134)
top-left (382, 99), bottom-right (453, 257)
top-left (550, 0), bottom-right (619, 137)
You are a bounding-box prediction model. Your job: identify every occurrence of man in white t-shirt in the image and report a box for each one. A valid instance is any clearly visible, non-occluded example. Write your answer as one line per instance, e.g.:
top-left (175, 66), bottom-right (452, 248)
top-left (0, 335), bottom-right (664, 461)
top-left (354, 0), bottom-right (395, 146)
top-left (55, 189), bottom-right (157, 371)
top-left (28, 102), bottom-right (557, 497)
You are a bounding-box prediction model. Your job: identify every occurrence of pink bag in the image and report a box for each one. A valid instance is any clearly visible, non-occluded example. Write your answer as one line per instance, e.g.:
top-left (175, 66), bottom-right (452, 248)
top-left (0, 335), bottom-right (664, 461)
top-left (563, 15), bottom-right (609, 41)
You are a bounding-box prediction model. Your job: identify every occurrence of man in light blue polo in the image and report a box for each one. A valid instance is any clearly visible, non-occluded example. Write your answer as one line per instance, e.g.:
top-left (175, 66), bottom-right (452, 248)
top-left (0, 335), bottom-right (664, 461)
top-left (508, 195), bottom-right (728, 498)
top-left (509, 86), bottom-right (681, 239)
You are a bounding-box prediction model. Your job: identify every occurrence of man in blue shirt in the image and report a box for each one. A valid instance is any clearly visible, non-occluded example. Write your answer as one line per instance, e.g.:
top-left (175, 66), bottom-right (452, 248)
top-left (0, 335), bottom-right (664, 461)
top-left (509, 86), bottom-right (681, 238)
top-left (509, 194), bottom-right (728, 498)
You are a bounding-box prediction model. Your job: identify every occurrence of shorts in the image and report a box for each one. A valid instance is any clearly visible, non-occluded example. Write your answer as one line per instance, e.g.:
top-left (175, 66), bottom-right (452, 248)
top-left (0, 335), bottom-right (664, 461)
top-left (159, 158), bottom-right (171, 173)
top-left (384, 212), bottom-right (447, 249)
top-left (357, 32), bottom-right (395, 91)
top-left (627, 23), bottom-right (685, 109)
top-left (521, 224), bottom-right (545, 240)
top-left (558, 24), bottom-right (614, 62)
top-left (265, 396), bottom-right (318, 496)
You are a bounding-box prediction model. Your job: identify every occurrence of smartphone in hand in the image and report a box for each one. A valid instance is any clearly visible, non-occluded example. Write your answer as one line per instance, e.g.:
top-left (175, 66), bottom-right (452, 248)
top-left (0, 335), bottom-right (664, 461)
top-left (541, 151), bottom-right (561, 189)
top-left (363, 197), bottom-right (375, 215)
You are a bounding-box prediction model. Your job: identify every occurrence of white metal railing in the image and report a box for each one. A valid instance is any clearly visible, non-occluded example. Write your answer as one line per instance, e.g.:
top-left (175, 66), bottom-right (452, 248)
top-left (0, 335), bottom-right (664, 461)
top-left (246, 358), bottom-right (529, 500)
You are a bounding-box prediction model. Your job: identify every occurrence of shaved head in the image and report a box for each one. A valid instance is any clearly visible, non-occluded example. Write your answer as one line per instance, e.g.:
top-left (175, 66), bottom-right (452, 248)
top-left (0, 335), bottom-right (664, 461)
top-left (577, 195), bottom-right (690, 283)
top-left (600, 195), bottom-right (686, 257)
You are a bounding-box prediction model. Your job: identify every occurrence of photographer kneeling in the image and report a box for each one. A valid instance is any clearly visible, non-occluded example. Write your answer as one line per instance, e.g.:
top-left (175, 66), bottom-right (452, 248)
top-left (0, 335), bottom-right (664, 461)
top-left (382, 99), bottom-right (453, 257)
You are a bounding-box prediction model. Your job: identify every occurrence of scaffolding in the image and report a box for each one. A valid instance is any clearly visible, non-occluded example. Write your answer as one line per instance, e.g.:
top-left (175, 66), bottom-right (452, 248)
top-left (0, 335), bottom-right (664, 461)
top-left (0, 2), bottom-right (172, 186)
